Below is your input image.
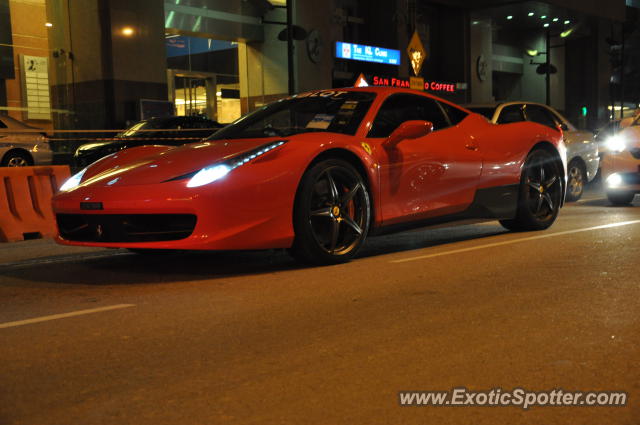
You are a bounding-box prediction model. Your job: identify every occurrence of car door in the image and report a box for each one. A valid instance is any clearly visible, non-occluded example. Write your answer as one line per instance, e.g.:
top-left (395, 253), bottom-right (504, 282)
top-left (535, 104), bottom-right (599, 180)
top-left (370, 93), bottom-right (483, 225)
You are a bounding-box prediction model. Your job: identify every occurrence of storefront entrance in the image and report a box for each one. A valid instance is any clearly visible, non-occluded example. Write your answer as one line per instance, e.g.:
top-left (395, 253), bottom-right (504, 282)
top-left (167, 70), bottom-right (241, 124)
top-left (166, 35), bottom-right (242, 124)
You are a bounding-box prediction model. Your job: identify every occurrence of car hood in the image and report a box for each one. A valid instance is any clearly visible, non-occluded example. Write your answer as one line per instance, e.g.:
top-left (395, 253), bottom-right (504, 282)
top-left (78, 138), bottom-right (283, 188)
top-left (77, 141), bottom-right (122, 152)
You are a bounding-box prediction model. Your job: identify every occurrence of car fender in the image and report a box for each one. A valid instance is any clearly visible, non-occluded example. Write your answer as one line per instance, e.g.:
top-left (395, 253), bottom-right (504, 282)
top-left (471, 120), bottom-right (564, 189)
top-left (285, 133), bottom-right (383, 225)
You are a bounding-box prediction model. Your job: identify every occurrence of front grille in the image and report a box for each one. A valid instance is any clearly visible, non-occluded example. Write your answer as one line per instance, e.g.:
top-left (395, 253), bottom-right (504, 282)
top-left (57, 214), bottom-right (197, 243)
top-left (630, 148), bottom-right (640, 160)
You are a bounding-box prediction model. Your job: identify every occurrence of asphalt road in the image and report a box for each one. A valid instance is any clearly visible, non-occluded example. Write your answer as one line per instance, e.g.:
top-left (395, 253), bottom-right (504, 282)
top-left (1, 187), bottom-right (639, 425)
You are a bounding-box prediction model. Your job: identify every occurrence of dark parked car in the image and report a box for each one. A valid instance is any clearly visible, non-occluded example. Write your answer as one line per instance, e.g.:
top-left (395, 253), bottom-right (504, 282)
top-left (74, 116), bottom-right (223, 167)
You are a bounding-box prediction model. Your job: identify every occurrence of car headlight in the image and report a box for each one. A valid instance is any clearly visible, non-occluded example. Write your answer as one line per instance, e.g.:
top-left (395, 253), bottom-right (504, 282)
top-left (606, 135), bottom-right (626, 152)
top-left (186, 140), bottom-right (287, 188)
top-left (59, 167), bottom-right (88, 192)
top-left (606, 173), bottom-right (623, 188)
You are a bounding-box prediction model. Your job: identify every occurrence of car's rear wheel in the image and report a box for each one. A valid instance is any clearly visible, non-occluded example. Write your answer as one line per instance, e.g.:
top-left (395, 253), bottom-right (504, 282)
top-left (2, 151), bottom-right (31, 167)
top-left (565, 159), bottom-right (586, 202)
top-left (500, 149), bottom-right (562, 231)
top-left (606, 191), bottom-right (635, 206)
top-left (291, 159), bottom-right (370, 265)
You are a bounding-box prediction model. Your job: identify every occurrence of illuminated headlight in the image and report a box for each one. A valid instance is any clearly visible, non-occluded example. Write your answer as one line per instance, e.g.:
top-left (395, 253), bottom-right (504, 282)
top-left (187, 164), bottom-right (231, 188)
top-left (606, 135), bottom-right (626, 152)
top-left (59, 167), bottom-right (87, 192)
top-left (186, 140), bottom-right (287, 188)
top-left (606, 173), bottom-right (623, 188)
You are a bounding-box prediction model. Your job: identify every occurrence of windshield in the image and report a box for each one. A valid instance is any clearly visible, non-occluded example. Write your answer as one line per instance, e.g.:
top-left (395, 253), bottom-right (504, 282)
top-left (120, 118), bottom-right (178, 137)
top-left (208, 91), bottom-right (376, 140)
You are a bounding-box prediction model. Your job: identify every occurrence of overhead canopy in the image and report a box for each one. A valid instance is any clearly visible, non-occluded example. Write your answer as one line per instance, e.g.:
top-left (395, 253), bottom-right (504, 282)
top-left (430, 0), bottom-right (626, 22)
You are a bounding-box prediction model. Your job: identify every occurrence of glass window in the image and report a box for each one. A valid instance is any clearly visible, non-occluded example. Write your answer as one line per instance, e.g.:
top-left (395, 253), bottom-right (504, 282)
top-left (547, 109), bottom-right (565, 125)
top-left (367, 94), bottom-right (449, 138)
top-left (208, 91), bottom-right (376, 140)
top-left (439, 101), bottom-right (468, 125)
top-left (524, 105), bottom-right (559, 129)
top-left (467, 107), bottom-right (496, 120)
top-left (497, 105), bottom-right (525, 124)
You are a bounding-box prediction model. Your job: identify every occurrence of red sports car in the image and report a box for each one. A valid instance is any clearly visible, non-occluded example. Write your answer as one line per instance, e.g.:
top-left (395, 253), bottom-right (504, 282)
top-left (53, 87), bottom-right (566, 264)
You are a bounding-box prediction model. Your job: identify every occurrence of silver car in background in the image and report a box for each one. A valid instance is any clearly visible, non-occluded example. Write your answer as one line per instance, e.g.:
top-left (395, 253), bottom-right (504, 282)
top-left (466, 102), bottom-right (599, 202)
top-left (0, 115), bottom-right (52, 167)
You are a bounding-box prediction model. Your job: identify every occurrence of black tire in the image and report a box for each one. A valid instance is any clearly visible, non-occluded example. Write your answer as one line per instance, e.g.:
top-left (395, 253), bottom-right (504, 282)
top-left (1, 151), bottom-right (32, 167)
top-left (606, 191), bottom-right (635, 206)
top-left (290, 159), bottom-right (371, 265)
top-left (565, 159), bottom-right (586, 202)
top-left (500, 149), bottom-right (563, 231)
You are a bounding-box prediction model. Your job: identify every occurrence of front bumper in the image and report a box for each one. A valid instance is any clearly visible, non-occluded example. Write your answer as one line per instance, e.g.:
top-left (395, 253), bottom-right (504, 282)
top-left (601, 150), bottom-right (640, 193)
top-left (53, 177), bottom-right (297, 250)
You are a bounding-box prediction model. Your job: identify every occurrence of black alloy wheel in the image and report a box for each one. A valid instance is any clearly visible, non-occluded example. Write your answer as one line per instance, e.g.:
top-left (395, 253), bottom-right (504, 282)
top-left (2, 151), bottom-right (31, 167)
top-left (500, 149), bottom-right (562, 231)
top-left (291, 159), bottom-right (371, 264)
top-left (565, 159), bottom-right (585, 202)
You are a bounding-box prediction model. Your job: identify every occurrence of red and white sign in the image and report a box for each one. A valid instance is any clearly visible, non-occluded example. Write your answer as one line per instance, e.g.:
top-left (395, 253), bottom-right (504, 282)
top-left (370, 75), bottom-right (457, 92)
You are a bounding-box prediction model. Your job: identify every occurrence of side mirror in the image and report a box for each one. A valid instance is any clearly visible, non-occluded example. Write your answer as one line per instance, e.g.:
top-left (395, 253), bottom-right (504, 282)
top-left (385, 120), bottom-right (434, 147)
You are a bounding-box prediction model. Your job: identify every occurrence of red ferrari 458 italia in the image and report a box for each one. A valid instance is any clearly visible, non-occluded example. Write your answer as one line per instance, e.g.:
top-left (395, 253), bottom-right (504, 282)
top-left (53, 87), bottom-right (567, 264)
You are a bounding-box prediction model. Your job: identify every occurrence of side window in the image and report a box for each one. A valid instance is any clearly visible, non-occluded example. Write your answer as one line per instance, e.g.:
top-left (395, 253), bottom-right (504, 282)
top-left (497, 105), bottom-right (525, 124)
top-left (368, 94), bottom-right (449, 138)
top-left (0, 119), bottom-right (6, 129)
top-left (525, 105), bottom-right (558, 129)
top-left (439, 101), bottom-right (468, 125)
top-left (189, 120), bottom-right (209, 129)
top-left (181, 119), bottom-right (209, 129)
top-left (165, 119), bottom-right (181, 129)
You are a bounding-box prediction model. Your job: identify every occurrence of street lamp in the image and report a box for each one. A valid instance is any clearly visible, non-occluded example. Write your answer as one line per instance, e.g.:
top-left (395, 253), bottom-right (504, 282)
top-left (526, 23), bottom-right (575, 106)
top-left (262, 0), bottom-right (308, 95)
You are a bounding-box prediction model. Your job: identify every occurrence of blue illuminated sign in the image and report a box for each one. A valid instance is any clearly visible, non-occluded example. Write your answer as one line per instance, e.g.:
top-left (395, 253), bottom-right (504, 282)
top-left (335, 42), bottom-right (400, 66)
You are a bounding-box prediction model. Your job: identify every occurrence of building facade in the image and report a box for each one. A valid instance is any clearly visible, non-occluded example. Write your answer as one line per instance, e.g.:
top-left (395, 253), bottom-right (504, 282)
top-left (0, 0), bottom-right (635, 134)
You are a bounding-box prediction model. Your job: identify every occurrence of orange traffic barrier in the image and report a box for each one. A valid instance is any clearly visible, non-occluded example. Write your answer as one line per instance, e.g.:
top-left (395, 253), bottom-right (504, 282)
top-left (0, 166), bottom-right (70, 242)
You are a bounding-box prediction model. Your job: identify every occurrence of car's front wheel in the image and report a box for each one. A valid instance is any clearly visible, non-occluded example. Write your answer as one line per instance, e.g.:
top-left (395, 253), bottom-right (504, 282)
top-left (606, 191), bottom-right (635, 206)
top-left (291, 159), bottom-right (371, 265)
top-left (500, 149), bottom-right (563, 231)
top-left (565, 159), bottom-right (586, 202)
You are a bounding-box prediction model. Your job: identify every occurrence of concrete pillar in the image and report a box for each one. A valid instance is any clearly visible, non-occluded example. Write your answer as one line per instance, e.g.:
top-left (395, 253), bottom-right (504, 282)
top-left (469, 19), bottom-right (493, 103)
top-left (48, 0), bottom-right (167, 129)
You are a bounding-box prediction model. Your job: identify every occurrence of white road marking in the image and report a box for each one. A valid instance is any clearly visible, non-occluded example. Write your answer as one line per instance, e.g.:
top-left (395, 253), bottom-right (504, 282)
top-left (0, 304), bottom-right (135, 329)
top-left (390, 220), bottom-right (640, 264)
